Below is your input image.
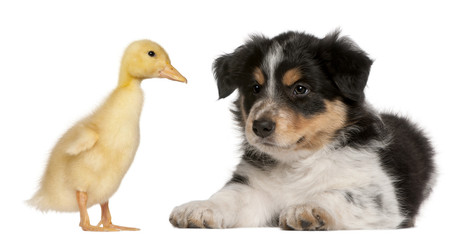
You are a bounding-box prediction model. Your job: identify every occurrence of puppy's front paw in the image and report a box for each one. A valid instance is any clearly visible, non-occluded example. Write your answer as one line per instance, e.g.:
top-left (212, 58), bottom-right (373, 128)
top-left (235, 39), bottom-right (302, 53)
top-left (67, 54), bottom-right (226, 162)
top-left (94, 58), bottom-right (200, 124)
top-left (279, 204), bottom-right (334, 231)
top-left (169, 200), bottom-right (224, 229)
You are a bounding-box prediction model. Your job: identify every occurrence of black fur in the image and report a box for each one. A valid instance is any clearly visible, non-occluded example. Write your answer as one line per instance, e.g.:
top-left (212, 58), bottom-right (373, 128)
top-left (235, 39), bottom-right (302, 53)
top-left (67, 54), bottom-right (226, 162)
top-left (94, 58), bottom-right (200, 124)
top-left (214, 31), bottom-right (373, 106)
top-left (316, 31), bottom-right (373, 103)
top-left (242, 146), bottom-right (277, 171)
top-left (214, 35), bottom-right (272, 99)
top-left (378, 113), bottom-right (435, 227)
top-left (213, 30), bottom-right (435, 228)
top-left (344, 191), bottom-right (355, 204)
top-left (227, 173), bottom-right (250, 186)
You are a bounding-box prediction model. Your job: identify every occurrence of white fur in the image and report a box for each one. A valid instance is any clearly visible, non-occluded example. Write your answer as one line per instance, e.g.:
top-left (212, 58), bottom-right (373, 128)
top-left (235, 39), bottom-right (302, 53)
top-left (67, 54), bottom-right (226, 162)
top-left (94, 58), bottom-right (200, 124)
top-left (171, 142), bottom-right (405, 229)
top-left (263, 43), bottom-right (283, 97)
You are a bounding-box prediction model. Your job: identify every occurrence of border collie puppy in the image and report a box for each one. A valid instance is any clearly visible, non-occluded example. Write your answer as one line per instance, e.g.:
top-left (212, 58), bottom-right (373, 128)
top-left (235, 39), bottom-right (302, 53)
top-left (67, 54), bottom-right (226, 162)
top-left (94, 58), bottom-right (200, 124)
top-left (170, 30), bottom-right (435, 230)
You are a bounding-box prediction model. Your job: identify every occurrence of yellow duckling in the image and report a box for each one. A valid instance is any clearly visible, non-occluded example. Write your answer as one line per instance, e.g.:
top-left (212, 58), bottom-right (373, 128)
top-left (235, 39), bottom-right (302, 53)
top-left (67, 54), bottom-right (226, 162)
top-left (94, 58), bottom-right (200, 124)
top-left (28, 40), bottom-right (187, 231)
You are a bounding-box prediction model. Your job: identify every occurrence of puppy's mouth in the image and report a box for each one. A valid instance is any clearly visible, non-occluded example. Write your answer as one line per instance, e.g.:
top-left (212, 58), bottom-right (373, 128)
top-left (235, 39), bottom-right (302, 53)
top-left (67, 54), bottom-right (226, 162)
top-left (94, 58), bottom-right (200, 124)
top-left (296, 136), bottom-right (306, 144)
top-left (261, 140), bottom-right (287, 148)
top-left (252, 136), bottom-right (306, 151)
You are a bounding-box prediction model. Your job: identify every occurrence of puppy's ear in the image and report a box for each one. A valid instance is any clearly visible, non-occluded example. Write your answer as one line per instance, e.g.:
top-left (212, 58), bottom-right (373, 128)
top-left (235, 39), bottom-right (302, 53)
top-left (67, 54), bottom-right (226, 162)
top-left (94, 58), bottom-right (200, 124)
top-left (213, 35), bottom-right (271, 99)
top-left (213, 54), bottom-right (237, 99)
top-left (318, 31), bottom-right (373, 102)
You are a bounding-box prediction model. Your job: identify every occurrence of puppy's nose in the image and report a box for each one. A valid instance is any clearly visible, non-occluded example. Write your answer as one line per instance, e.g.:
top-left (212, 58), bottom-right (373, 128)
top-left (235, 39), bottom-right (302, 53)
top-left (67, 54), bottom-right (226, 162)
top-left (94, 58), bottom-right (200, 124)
top-left (252, 119), bottom-right (275, 138)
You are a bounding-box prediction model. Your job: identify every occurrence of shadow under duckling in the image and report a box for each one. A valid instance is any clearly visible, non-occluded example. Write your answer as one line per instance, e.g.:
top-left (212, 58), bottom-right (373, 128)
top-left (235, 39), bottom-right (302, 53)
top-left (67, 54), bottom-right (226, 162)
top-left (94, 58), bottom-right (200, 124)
top-left (28, 40), bottom-right (187, 231)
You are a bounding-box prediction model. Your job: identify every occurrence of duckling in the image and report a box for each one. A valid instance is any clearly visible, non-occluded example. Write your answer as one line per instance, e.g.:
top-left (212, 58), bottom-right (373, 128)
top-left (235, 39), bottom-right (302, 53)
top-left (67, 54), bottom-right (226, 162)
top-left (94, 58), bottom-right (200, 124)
top-left (28, 40), bottom-right (187, 231)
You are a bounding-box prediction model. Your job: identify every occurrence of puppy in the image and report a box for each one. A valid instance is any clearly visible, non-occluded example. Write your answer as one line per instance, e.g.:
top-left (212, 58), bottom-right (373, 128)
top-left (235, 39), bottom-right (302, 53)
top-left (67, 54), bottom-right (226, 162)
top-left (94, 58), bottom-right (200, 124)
top-left (170, 30), bottom-right (435, 230)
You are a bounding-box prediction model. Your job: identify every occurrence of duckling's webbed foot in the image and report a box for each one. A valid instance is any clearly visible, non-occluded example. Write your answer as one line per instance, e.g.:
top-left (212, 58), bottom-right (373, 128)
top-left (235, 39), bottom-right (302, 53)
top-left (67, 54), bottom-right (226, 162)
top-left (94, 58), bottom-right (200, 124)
top-left (76, 191), bottom-right (119, 232)
top-left (80, 222), bottom-right (119, 232)
top-left (97, 201), bottom-right (140, 231)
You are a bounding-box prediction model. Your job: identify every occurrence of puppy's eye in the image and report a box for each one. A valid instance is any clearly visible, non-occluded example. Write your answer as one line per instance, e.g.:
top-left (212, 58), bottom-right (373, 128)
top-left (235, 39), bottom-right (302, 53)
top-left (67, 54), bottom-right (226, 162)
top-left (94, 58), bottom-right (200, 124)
top-left (293, 84), bottom-right (309, 96)
top-left (252, 84), bottom-right (261, 94)
top-left (148, 51), bottom-right (156, 57)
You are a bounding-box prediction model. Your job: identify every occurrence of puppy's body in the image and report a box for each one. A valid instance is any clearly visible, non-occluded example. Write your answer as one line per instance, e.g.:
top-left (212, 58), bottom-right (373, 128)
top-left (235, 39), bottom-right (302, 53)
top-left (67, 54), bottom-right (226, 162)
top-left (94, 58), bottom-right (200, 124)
top-left (170, 31), bottom-right (435, 230)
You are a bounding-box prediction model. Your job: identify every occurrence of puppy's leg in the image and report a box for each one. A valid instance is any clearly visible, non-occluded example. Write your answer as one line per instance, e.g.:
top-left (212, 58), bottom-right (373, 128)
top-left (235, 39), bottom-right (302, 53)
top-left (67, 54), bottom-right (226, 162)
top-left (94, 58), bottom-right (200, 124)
top-left (279, 188), bottom-right (404, 230)
top-left (170, 184), bottom-right (273, 228)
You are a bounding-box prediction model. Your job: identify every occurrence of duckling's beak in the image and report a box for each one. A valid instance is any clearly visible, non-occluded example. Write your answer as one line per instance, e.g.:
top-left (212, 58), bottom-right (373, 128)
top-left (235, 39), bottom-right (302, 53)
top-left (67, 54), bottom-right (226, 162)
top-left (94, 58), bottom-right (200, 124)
top-left (159, 64), bottom-right (187, 83)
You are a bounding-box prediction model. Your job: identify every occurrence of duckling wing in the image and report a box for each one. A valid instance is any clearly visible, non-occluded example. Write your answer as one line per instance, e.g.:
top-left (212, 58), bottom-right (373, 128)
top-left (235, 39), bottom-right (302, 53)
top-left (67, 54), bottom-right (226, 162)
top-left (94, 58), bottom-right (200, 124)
top-left (64, 123), bottom-right (99, 156)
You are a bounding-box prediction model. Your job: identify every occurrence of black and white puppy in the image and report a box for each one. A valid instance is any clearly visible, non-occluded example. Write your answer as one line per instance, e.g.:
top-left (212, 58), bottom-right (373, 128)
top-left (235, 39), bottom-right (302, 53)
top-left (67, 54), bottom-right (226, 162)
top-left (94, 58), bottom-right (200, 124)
top-left (170, 31), bottom-right (435, 230)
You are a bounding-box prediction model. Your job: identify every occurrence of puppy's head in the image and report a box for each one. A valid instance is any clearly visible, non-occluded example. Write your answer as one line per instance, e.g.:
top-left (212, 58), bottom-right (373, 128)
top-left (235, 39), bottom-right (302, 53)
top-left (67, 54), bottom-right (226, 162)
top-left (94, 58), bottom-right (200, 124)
top-left (214, 31), bottom-right (372, 158)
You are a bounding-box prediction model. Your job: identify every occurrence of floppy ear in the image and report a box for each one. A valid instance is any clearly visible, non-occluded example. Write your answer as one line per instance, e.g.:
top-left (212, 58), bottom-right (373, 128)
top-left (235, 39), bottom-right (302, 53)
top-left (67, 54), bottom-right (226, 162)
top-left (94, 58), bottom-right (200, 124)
top-left (213, 54), bottom-right (237, 99)
top-left (318, 31), bottom-right (373, 102)
top-left (213, 35), bottom-right (271, 99)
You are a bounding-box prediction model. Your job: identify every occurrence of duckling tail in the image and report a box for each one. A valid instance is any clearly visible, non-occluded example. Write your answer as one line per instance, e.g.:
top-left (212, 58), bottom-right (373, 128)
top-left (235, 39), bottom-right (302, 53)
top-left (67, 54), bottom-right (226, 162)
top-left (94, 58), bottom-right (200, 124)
top-left (27, 188), bottom-right (78, 212)
top-left (27, 190), bottom-right (50, 212)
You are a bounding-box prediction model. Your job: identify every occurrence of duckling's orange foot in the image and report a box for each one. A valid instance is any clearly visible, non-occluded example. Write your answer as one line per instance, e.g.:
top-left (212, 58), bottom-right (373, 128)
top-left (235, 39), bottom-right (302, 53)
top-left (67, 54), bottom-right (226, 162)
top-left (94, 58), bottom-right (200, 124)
top-left (79, 222), bottom-right (120, 232)
top-left (97, 221), bottom-right (140, 231)
top-left (105, 224), bottom-right (139, 231)
top-left (97, 201), bottom-right (140, 231)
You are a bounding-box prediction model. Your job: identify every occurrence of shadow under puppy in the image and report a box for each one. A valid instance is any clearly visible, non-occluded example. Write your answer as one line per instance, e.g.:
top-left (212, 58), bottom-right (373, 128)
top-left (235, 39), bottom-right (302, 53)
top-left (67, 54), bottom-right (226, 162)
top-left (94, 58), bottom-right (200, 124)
top-left (170, 30), bottom-right (435, 230)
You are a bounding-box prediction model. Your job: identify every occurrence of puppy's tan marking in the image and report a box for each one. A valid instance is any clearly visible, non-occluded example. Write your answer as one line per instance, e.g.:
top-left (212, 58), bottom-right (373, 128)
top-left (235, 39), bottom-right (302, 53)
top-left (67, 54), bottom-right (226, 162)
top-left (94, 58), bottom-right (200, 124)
top-left (282, 68), bottom-right (302, 86)
top-left (295, 100), bottom-right (347, 150)
top-left (268, 99), bottom-right (347, 151)
top-left (253, 67), bottom-right (265, 85)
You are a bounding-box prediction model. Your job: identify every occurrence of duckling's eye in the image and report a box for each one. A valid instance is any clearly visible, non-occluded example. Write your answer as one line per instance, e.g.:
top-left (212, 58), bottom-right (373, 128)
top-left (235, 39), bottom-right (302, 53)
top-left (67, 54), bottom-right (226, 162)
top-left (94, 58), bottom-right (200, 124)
top-left (148, 51), bottom-right (156, 57)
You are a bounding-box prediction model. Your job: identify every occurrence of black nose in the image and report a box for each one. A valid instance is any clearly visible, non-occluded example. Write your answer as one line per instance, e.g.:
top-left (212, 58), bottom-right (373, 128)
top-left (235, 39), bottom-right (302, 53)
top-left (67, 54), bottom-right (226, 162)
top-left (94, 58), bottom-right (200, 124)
top-left (252, 119), bottom-right (275, 138)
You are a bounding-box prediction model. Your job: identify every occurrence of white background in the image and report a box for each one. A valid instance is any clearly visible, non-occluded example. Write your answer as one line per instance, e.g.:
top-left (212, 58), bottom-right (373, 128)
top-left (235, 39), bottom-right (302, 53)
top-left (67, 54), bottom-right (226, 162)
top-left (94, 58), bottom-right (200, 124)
top-left (1, 0), bottom-right (463, 239)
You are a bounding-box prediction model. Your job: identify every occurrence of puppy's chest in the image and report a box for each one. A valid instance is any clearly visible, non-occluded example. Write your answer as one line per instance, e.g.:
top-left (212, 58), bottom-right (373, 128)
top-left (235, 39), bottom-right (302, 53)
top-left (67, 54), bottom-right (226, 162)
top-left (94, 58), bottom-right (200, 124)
top-left (251, 148), bottom-right (386, 200)
top-left (265, 163), bottom-right (344, 196)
